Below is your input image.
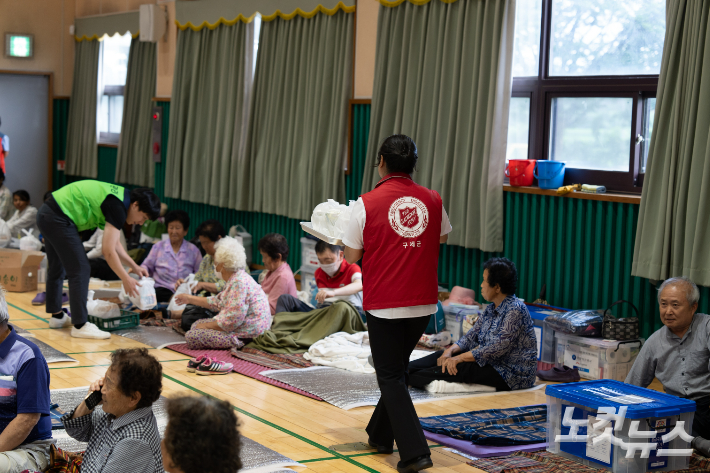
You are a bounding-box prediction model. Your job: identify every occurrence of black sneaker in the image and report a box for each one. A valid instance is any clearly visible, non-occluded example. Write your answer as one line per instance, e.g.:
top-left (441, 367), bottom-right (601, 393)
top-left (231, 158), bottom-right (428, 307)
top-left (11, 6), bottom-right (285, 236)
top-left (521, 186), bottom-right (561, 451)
top-left (368, 438), bottom-right (393, 454)
top-left (397, 455), bottom-right (433, 473)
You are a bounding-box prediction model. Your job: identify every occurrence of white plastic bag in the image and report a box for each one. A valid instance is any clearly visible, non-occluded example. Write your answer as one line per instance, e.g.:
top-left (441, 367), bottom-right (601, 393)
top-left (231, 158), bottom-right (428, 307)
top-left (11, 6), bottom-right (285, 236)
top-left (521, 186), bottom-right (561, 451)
top-left (0, 219), bottom-right (10, 248)
top-left (310, 199), bottom-right (356, 239)
top-left (19, 229), bottom-right (42, 251)
top-left (86, 290), bottom-right (121, 319)
top-left (167, 274), bottom-right (197, 312)
top-left (120, 277), bottom-right (157, 310)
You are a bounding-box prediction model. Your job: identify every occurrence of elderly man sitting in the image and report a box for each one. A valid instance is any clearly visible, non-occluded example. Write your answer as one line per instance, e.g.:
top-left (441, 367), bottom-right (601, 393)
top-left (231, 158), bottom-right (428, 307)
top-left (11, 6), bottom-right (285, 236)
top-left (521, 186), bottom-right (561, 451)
top-left (0, 291), bottom-right (53, 473)
top-left (61, 348), bottom-right (164, 473)
top-left (626, 277), bottom-right (710, 456)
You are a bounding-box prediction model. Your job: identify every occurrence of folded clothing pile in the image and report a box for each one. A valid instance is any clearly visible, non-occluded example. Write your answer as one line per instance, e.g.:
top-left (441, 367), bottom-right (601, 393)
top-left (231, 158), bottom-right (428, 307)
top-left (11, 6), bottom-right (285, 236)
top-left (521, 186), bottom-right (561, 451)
top-left (304, 331), bottom-right (374, 373)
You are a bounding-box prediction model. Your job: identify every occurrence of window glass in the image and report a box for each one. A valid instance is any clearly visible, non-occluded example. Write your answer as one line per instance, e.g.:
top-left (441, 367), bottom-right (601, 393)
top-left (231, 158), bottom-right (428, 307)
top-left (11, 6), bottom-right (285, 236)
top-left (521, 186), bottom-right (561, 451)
top-left (640, 97), bottom-right (656, 173)
top-left (549, 0), bottom-right (666, 76)
top-left (97, 33), bottom-right (131, 140)
top-left (549, 97), bottom-right (633, 171)
top-left (512, 0), bottom-right (543, 77)
top-left (506, 97), bottom-right (531, 161)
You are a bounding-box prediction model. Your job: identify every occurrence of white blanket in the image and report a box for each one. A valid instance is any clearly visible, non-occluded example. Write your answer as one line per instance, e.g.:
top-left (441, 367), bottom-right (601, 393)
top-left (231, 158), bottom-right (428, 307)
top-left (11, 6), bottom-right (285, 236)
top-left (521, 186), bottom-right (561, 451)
top-left (424, 380), bottom-right (497, 394)
top-left (304, 332), bottom-right (375, 373)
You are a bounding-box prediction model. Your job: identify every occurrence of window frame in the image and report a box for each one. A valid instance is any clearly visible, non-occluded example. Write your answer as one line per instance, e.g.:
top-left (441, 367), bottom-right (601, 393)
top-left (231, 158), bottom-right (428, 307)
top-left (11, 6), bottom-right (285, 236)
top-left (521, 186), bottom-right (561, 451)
top-left (513, 0), bottom-right (662, 193)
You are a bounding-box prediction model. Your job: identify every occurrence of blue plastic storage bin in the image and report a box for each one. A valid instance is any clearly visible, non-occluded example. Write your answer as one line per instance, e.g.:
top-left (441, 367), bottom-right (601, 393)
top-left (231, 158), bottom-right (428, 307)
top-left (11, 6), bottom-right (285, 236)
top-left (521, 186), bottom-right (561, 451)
top-left (546, 380), bottom-right (696, 472)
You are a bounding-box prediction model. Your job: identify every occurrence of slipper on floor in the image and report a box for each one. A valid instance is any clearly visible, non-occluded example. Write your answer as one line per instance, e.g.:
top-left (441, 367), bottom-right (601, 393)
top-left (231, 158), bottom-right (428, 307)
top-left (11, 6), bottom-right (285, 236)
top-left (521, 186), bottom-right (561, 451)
top-left (537, 365), bottom-right (580, 382)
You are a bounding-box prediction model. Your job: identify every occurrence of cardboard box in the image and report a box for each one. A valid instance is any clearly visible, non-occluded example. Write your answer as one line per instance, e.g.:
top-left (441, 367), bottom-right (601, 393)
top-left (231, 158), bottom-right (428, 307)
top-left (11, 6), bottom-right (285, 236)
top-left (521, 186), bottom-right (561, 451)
top-left (0, 249), bottom-right (45, 292)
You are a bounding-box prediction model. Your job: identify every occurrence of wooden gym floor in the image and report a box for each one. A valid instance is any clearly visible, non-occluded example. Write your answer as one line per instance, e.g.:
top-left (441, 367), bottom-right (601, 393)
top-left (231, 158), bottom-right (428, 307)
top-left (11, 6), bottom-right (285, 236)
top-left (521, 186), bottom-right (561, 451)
top-left (7, 285), bottom-right (665, 473)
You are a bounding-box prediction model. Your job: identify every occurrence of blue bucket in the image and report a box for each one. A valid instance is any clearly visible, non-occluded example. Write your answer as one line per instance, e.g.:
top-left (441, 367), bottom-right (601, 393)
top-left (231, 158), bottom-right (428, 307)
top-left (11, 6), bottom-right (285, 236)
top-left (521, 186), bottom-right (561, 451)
top-left (534, 161), bottom-right (566, 189)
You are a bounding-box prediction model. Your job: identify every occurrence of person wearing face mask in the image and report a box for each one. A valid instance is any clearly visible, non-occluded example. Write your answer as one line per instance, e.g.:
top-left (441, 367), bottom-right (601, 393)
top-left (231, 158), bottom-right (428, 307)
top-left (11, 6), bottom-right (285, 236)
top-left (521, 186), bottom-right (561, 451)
top-left (257, 233), bottom-right (298, 314)
top-left (175, 219), bottom-right (227, 296)
top-left (275, 241), bottom-right (363, 314)
top-left (38, 182), bottom-right (161, 339)
top-left (141, 210), bottom-right (202, 303)
top-left (174, 237), bottom-right (270, 353)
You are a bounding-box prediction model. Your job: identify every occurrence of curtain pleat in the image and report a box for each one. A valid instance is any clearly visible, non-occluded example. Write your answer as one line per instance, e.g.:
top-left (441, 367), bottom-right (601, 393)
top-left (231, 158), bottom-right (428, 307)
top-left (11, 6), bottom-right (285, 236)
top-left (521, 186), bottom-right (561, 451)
top-left (65, 40), bottom-right (100, 178)
top-left (115, 39), bottom-right (157, 187)
top-left (633, 0), bottom-right (710, 285)
top-left (361, 0), bottom-right (515, 252)
top-left (239, 11), bottom-right (353, 220)
top-left (164, 20), bottom-right (249, 208)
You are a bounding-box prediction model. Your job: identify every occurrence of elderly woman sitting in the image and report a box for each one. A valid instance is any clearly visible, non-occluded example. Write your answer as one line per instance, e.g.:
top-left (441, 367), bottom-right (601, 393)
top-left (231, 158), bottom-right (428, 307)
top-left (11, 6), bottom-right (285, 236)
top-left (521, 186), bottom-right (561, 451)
top-left (174, 237), bottom-right (271, 350)
top-left (409, 257), bottom-right (537, 391)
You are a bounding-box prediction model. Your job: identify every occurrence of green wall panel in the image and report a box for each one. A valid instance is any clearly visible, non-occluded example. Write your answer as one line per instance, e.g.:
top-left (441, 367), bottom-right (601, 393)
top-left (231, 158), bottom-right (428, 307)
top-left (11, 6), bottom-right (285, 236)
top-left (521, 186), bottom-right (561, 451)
top-left (52, 98), bottom-right (70, 190)
top-left (52, 99), bottom-right (710, 339)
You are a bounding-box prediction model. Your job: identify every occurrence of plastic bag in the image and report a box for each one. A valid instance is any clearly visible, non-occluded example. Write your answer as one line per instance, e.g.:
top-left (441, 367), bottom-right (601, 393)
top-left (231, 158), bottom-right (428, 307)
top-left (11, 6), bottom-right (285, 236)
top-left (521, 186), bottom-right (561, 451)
top-left (167, 274), bottom-right (198, 312)
top-left (419, 331), bottom-right (452, 348)
top-left (120, 277), bottom-right (157, 310)
top-left (544, 310), bottom-right (604, 337)
top-left (310, 199), bottom-right (355, 239)
top-left (0, 219), bottom-right (10, 248)
top-left (86, 290), bottom-right (121, 319)
top-left (19, 229), bottom-right (42, 251)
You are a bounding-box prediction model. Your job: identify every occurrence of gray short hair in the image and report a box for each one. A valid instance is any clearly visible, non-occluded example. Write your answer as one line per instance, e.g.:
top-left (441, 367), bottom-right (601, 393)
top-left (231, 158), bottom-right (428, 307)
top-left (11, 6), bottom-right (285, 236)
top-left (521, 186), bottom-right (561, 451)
top-left (657, 277), bottom-right (700, 306)
top-left (0, 286), bottom-right (8, 324)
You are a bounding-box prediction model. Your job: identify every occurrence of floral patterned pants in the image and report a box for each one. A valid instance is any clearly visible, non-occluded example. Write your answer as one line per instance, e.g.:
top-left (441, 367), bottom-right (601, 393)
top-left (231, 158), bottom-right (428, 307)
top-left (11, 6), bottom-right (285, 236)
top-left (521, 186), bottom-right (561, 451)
top-left (184, 318), bottom-right (245, 350)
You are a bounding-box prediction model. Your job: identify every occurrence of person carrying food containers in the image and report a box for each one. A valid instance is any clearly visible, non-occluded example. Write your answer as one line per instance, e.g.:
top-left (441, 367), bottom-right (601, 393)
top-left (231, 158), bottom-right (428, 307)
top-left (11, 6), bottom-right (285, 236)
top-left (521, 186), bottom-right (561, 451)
top-left (342, 134), bottom-right (452, 473)
top-left (37, 181), bottom-right (161, 339)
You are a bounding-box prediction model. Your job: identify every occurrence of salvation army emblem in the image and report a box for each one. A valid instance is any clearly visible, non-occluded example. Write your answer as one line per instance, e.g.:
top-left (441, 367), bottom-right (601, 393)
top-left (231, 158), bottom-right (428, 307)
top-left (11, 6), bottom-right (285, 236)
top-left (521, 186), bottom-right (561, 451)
top-left (389, 197), bottom-right (429, 238)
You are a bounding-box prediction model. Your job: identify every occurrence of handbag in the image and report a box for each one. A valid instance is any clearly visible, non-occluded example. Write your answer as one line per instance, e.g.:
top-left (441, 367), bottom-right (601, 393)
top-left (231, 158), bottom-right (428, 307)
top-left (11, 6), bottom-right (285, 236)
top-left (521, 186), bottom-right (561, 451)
top-left (602, 300), bottom-right (640, 340)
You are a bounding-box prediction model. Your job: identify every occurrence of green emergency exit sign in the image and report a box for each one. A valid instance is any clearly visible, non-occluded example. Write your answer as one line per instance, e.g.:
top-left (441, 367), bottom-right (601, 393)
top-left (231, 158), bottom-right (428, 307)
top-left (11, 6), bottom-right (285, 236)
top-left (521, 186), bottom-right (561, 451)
top-left (5, 34), bottom-right (33, 58)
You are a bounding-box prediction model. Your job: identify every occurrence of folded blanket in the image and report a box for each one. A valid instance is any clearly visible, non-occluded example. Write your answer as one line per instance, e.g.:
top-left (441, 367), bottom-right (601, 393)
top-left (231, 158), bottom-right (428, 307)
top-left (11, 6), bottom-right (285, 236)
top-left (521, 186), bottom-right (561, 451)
top-left (247, 301), bottom-right (365, 354)
top-left (304, 331), bottom-right (374, 373)
top-left (424, 381), bottom-right (497, 394)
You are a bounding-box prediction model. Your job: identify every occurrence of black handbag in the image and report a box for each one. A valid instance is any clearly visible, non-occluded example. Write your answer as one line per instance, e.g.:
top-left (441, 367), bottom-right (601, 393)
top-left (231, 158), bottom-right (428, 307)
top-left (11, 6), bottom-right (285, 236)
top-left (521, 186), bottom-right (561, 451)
top-left (602, 300), bottom-right (640, 340)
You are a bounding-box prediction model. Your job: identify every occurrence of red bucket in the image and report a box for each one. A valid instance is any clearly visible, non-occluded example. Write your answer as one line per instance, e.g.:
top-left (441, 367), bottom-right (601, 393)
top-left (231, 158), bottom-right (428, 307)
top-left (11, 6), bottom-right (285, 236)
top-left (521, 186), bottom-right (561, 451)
top-left (505, 159), bottom-right (536, 187)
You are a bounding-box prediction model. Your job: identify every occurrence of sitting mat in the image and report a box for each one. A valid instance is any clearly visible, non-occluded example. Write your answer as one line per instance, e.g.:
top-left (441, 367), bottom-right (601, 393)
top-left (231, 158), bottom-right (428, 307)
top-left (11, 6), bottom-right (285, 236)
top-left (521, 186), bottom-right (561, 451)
top-left (29, 338), bottom-right (77, 364)
top-left (423, 430), bottom-right (546, 458)
top-left (260, 367), bottom-right (546, 410)
top-left (112, 326), bottom-right (186, 349)
top-left (468, 450), bottom-right (602, 473)
top-left (50, 387), bottom-right (303, 472)
top-left (165, 344), bottom-right (323, 401)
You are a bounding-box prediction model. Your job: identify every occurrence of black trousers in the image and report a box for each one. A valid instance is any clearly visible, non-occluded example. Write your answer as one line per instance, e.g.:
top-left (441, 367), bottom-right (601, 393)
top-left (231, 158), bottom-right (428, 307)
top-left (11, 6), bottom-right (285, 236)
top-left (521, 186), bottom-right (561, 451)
top-left (693, 396), bottom-right (710, 439)
top-left (366, 312), bottom-right (431, 462)
top-left (408, 350), bottom-right (511, 391)
top-left (89, 258), bottom-right (120, 281)
top-left (275, 294), bottom-right (314, 313)
top-left (36, 204), bottom-right (90, 325)
top-left (155, 287), bottom-right (174, 303)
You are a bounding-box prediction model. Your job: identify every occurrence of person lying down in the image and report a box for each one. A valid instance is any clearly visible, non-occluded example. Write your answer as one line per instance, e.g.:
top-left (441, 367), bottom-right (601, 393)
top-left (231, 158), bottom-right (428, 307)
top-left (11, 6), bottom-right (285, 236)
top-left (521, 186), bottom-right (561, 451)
top-left (408, 257), bottom-right (538, 393)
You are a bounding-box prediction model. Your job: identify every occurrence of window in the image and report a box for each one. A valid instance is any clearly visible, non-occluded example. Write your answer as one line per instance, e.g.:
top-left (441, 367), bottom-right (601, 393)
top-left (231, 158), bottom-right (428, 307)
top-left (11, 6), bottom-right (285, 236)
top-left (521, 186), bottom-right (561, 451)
top-left (507, 0), bottom-right (665, 192)
top-left (97, 33), bottom-right (132, 144)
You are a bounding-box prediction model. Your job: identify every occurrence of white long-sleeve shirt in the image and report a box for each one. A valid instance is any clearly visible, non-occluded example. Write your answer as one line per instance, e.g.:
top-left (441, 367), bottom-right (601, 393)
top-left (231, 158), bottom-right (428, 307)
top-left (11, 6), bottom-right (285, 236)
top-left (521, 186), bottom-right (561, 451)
top-left (84, 228), bottom-right (128, 260)
top-left (7, 205), bottom-right (39, 238)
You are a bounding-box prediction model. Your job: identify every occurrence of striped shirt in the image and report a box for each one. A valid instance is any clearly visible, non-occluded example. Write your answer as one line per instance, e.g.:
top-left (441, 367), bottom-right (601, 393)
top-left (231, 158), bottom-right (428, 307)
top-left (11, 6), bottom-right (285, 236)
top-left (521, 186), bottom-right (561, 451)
top-left (61, 406), bottom-right (163, 473)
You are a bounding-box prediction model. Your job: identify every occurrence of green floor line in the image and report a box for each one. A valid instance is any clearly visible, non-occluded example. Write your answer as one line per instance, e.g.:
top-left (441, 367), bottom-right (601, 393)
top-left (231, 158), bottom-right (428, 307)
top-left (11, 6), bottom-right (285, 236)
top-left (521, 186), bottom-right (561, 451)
top-left (26, 327), bottom-right (53, 330)
top-left (50, 359), bottom-right (189, 370)
top-left (298, 457), bottom-right (339, 463)
top-left (162, 373), bottom-right (379, 473)
top-left (7, 302), bottom-right (49, 323)
top-left (10, 318), bottom-right (35, 321)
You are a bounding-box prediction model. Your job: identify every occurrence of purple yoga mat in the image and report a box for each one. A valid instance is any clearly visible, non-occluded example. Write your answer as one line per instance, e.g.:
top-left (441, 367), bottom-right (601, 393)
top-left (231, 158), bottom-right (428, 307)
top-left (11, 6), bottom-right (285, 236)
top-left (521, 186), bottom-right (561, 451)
top-left (424, 430), bottom-right (547, 458)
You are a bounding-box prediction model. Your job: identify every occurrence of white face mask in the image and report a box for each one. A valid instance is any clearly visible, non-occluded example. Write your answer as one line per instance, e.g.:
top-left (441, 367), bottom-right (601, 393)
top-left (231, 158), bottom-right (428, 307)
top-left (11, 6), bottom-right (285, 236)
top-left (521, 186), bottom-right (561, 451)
top-left (320, 259), bottom-right (341, 277)
top-left (213, 264), bottom-right (223, 281)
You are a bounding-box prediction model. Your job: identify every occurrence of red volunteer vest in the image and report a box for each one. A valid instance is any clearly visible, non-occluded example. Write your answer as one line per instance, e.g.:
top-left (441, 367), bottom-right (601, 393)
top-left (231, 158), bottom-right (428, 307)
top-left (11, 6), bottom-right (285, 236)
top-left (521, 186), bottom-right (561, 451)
top-left (360, 173), bottom-right (442, 311)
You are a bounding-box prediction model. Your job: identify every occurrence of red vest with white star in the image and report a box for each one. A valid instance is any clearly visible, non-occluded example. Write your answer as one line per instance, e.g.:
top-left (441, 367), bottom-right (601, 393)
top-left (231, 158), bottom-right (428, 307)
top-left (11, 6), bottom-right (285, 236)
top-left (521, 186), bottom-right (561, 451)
top-left (360, 173), bottom-right (442, 311)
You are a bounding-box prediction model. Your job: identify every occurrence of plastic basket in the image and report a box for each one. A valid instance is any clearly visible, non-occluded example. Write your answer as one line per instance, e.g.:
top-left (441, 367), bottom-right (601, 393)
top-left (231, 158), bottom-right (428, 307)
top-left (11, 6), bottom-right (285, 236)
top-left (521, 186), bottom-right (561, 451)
top-left (88, 309), bottom-right (140, 332)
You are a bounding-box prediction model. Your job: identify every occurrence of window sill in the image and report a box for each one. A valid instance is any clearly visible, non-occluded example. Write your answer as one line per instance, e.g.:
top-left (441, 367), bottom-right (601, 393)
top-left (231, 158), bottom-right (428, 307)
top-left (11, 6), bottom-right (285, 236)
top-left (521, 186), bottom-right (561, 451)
top-left (503, 184), bottom-right (641, 205)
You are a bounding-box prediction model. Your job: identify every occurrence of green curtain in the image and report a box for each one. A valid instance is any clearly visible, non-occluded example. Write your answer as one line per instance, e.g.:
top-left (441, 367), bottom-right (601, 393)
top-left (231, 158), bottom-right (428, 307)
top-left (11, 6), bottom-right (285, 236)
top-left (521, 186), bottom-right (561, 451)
top-left (361, 0), bottom-right (516, 252)
top-left (241, 11), bottom-right (353, 220)
top-left (633, 0), bottom-right (710, 285)
top-left (65, 40), bottom-right (100, 178)
top-left (115, 39), bottom-right (157, 187)
top-left (164, 21), bottom-right (249, 207)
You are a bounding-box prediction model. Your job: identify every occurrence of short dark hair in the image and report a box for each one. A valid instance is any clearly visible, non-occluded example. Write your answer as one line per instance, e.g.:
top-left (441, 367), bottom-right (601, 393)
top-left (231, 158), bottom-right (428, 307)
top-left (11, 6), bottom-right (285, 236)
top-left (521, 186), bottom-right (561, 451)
top-left (483, 257), bottom-right (518, 295)
top-left (376, 134), bottom-right (418, 175)
top-left (43, 191), bottom-right (53, 202)
top-left (0, 170), bottom-right (5, 181)
top-left (257, 233), bottom-right (289, 262)
top-left (195, 219), bottom-right (226, 242)
top-left (165, 210), bottom-right (190, 232)
top-left (165, 396), bottom-right (242, 473)
top-left (130, 188), bottom-right (161, 220)
top-left (109, 348), bottom-right (162, 409)
top-left (315, 240), bottom-right (342, 255)
top-left (13, 190), bottom-right (30, 202)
